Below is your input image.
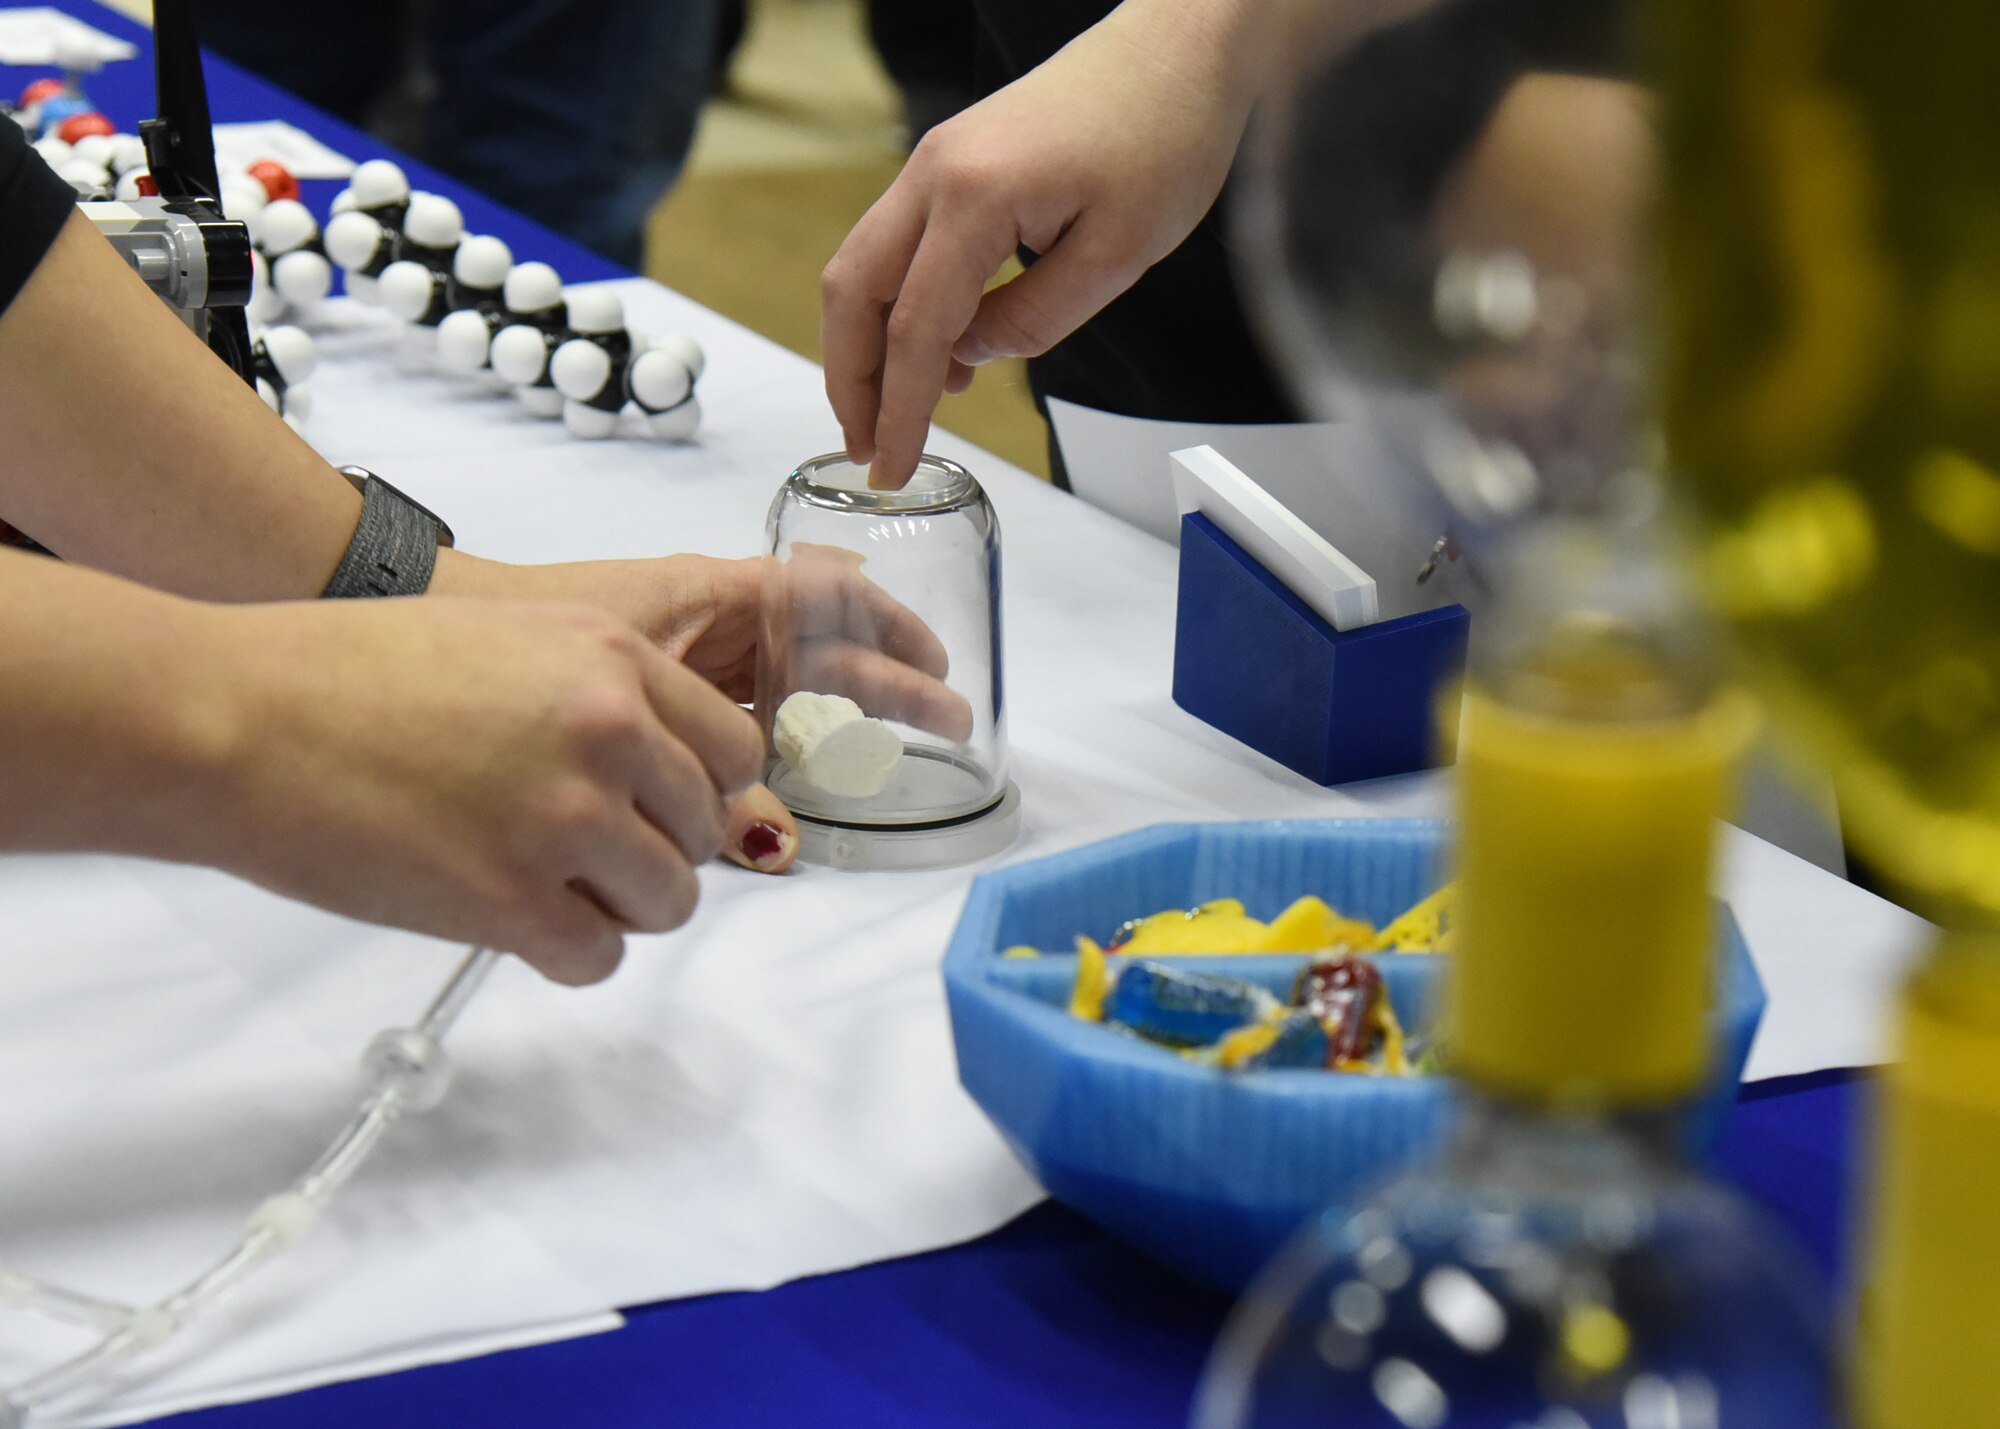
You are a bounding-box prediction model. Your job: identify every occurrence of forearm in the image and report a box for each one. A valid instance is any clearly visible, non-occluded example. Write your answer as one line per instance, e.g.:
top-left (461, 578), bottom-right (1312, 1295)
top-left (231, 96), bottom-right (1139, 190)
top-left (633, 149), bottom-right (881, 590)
top-left (0, 208), bottom-right (361, 601)
top-left (0, 547), bottom-right (237, 860)
top-left (1096, 0), bottom-right (1287, 122)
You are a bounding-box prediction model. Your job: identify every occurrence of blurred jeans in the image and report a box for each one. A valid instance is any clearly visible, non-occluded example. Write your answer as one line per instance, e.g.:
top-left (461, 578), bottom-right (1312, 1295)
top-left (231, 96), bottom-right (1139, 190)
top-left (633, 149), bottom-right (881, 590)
top-left (194, 0), bottom-right (717, 270)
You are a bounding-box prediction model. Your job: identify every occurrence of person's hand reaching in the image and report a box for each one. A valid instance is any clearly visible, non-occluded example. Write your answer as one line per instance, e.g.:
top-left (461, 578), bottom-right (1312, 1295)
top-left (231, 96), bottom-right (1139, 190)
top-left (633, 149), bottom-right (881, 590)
top-left (820, 0), bottom-right (1271, 489)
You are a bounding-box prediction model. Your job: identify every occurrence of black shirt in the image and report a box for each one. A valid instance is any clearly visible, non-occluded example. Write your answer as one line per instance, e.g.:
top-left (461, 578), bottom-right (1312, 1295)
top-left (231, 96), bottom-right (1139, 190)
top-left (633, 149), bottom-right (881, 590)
top-left (0, 117), bottom-right (74, 318)
top-left (967, 0), bottom-right (1298, 472)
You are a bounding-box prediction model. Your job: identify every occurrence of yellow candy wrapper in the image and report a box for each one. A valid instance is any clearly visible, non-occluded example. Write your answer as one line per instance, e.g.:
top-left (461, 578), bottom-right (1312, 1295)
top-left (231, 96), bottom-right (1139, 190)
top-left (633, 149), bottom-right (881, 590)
top-left (1369, 882), bottom-right (1457, 953)
top-left (1069, 936), bottom-right (1111, 1022)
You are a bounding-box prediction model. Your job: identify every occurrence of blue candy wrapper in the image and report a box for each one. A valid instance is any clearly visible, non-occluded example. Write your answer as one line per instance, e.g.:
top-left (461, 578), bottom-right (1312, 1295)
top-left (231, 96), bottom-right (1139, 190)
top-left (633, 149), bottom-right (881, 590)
top-left (1217, 1008), bottom-right (1330, 1071)
top-left (942, 819), bottom-right (1766, 1291)
top-left (1106, 961), bottom-right (1280, 1047)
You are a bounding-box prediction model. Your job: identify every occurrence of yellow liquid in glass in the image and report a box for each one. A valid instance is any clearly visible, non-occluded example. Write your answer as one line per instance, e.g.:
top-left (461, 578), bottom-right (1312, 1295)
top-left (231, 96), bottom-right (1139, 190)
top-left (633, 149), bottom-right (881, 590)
top-left (1452, 682), bottom-right (1750, 1108)
top-left (1659, 0), bottom-right (2000, 925)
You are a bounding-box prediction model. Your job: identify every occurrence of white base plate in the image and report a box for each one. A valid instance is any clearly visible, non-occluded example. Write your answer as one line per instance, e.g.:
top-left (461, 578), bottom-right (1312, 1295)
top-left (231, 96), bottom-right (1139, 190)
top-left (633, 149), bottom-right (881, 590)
top-left (791, 783), bottom-right (1022, 871)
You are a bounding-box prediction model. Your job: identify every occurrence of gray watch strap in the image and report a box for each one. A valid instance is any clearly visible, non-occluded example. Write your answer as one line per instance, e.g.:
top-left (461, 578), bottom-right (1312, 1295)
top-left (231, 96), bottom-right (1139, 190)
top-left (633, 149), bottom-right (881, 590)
top-left (320, 471), bottom-right (448, 599)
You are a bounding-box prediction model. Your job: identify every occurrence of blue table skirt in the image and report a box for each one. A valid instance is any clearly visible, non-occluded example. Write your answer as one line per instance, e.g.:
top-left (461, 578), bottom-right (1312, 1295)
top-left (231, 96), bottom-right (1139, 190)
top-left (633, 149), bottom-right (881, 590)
top-left (8, 8), bottom-right (1871, 1424)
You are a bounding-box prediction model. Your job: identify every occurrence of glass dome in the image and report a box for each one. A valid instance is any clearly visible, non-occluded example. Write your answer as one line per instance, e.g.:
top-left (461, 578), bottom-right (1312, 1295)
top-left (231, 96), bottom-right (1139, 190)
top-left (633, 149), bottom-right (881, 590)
top-left (755, 453), bottom-right (1017, 868)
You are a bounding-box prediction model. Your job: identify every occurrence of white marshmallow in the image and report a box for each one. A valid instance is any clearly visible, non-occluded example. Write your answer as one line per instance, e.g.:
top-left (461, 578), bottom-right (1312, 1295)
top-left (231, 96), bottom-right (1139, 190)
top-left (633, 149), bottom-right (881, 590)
top-left (773, 692), bottom-right (902, 799)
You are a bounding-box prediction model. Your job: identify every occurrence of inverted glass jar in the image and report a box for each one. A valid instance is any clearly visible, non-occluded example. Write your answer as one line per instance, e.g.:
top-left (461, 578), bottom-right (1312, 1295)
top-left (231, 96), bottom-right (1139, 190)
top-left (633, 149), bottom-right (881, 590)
top-left (755, 453), bottom-right (1016, 867)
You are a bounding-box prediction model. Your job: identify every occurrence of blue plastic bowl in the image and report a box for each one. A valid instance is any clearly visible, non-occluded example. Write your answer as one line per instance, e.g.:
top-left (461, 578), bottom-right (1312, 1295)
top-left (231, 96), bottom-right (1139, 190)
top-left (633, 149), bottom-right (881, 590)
top-left (942, 818), bottom-right (1766, 1291)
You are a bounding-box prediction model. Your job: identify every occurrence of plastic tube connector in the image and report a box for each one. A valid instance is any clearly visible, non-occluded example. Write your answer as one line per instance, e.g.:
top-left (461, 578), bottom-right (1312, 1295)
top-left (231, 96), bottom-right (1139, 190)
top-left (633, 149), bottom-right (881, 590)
top-left (248, 1192), bottom-right (320, 1250)
top-left (362, 1028), bottom-right (453, 1113)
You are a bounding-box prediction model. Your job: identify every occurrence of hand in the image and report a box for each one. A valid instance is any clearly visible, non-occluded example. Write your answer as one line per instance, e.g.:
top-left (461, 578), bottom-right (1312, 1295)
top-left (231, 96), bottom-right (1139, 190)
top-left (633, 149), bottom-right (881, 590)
top-left (497, 549), bottom-right (974, 737)
top-left (195, 596), bottom-right (764, 985)
top-left (754, 544), bottom-right (975, 742)
top-left (437, 550), bottom-right (974, 853)
top-left (820, 0), bottom-right (1269, 488)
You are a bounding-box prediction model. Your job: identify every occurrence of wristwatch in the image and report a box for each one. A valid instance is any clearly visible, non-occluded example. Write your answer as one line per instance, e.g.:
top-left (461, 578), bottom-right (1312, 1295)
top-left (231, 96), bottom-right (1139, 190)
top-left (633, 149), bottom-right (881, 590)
top-left (319, 466), bottom-right (456, 599)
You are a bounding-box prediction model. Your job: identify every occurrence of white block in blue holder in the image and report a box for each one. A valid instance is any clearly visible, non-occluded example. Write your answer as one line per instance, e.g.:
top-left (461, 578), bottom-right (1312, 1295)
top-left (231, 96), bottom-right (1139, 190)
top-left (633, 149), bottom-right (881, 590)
top-left (1170, 444), bottom-right (1379, 632)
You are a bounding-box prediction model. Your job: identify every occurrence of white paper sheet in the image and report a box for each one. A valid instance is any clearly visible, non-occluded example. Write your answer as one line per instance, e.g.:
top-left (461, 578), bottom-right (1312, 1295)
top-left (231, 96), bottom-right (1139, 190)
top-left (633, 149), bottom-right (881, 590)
top-left (2, 280), bottom-right (1928, 1423)
top-left (0, 7), bottom-right (134, 66)
top-left (1045, 397), bottom-right (1477, 620)
top-left (0, 857), bottom-right (620, 1429)
top-left (1723, 827), bottom-right (1932, 1080)
top-left (210, 121), bottom-right (356, 181)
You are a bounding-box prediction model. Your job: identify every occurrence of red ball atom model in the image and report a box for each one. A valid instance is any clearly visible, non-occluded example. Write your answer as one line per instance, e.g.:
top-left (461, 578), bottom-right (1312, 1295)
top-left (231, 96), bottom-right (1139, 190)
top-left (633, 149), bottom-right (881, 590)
top-left (56, 110), bottom-right (116, 144)
top-left (245, 158), bottom-right (301, 204)
top-left (18, 77), bottom-right (65, 108)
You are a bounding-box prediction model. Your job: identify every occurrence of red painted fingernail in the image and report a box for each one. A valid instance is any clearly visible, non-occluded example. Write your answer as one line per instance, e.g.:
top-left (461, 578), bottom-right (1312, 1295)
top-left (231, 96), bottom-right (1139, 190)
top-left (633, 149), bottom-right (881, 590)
top-left (739, 821), bottom-right (787, 866)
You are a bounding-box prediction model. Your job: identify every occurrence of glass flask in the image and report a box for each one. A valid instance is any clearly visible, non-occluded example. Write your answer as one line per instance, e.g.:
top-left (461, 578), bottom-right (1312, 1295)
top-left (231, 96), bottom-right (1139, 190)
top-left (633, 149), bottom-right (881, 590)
top-left (1192, 536), bottom-right (1837, 1429)
top-left (755, 452), bottom-right (1018, 869)
top-left (1193, 3), bottom-right (1838, 1423)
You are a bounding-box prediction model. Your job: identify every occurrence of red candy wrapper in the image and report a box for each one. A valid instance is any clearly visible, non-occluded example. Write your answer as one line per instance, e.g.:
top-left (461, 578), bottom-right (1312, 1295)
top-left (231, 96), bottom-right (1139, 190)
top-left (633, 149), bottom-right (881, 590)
top-left (1291, 954), bottom-right (1383, 1066)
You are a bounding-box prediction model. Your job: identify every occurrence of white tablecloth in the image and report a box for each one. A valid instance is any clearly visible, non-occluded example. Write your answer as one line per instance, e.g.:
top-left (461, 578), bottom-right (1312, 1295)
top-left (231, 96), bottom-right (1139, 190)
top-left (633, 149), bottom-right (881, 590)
top-left (0, 282), bottom-right (1931, 1425)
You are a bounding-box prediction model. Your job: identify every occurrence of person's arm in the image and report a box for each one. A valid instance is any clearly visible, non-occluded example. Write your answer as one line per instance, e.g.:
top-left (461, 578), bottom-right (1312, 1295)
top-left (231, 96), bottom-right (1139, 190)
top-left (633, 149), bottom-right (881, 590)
top-left (0, 544), bottom-right (765, 984)
top-left (819, 0), bottom-right (1285, 489)
top-left (0, 208), bottom-right (363, 599)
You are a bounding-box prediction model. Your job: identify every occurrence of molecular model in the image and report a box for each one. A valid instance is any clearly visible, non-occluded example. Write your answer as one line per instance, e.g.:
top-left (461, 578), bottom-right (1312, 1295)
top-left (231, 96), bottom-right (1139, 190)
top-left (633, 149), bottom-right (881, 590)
top-left (322, 159), bottom-right (414, 306)
top-left (434, 247), bottom-right (539, 376)
top-left (18, 88), bottom-right (709, 443)
top-left (318, 162), bottom-right (707, 442)
top-left (548, 289), bottom-right (704, 441)
top-left (374, 193), bottom-right (470, 325)
top-left (252, 324), bottom-right (317, 431)
top-left (247, 198), bottom-right (335, 324)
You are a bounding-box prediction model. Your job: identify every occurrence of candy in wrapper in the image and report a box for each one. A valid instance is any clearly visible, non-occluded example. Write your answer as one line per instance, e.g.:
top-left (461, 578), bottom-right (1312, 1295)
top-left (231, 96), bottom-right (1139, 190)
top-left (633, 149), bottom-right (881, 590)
top-left (1201, 1009), bottom-right (1330, 1071)
top-left (1108, 899), bottom-right (1265, 953)
top-left (1105, 960), bottom-right (1280, 1047)
top-left (1107, 895), bottom-right (1377, 956)
top-left (1259, 896), bottom-right (1376, 953)
top-left (1069, 937), bottom-right (1111, 1022)
top-left (1292, 954), bottom-right (1385, 1065)
top-left (1369, 881), bottom-right (1457, 952)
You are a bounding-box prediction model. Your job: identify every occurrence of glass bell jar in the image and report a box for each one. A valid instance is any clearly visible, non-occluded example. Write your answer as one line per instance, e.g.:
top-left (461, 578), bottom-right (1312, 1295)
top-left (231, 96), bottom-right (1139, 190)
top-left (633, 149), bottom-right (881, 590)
top-left (755, 452), bottom-right (1018, 869)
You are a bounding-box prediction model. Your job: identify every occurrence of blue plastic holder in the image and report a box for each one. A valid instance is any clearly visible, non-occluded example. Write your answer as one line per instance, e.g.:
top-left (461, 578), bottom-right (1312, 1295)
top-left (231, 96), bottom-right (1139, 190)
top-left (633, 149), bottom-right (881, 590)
top-left (942, 819), bottom-right (1766, 1292)
top-left (1172, 512), bottom-right (1471, 785)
